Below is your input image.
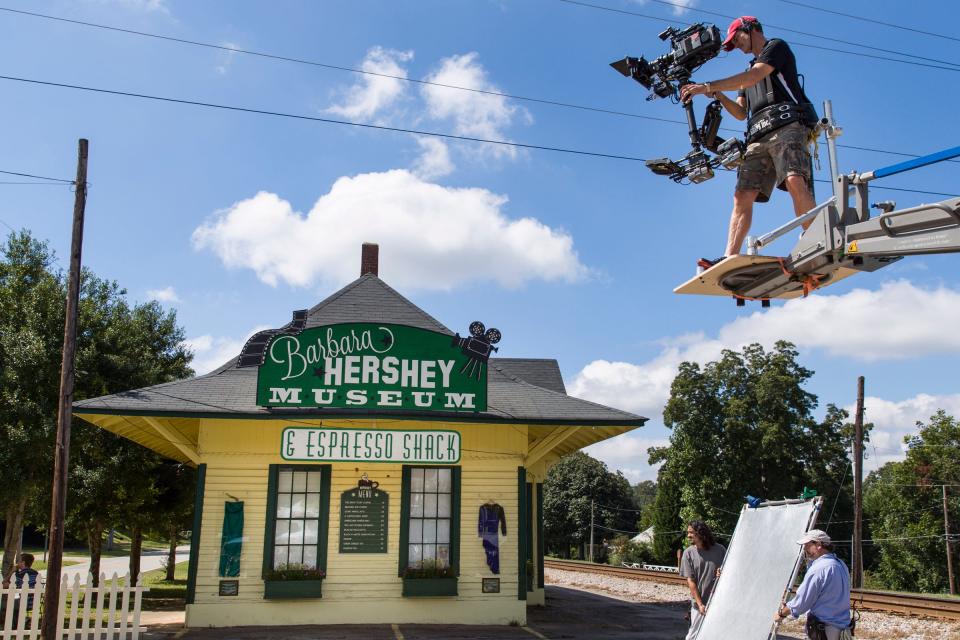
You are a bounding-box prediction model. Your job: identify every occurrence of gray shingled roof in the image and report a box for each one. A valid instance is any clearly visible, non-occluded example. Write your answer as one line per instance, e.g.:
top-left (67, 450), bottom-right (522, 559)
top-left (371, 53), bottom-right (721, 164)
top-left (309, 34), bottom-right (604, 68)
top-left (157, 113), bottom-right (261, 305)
top-left (74, 274), bottom-right (644, 425)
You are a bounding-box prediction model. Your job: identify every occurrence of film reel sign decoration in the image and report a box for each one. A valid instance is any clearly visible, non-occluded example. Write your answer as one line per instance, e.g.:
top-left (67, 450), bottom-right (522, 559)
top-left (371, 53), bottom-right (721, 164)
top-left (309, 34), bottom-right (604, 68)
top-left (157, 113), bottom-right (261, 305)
top-left (451, 321), bottom-right (502, 379)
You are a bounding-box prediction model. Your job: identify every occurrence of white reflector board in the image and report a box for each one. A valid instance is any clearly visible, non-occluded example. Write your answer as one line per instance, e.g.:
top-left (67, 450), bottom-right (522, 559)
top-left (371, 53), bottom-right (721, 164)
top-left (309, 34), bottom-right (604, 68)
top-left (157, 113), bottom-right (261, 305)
top-left (695, 499), bottom-right (820, 640)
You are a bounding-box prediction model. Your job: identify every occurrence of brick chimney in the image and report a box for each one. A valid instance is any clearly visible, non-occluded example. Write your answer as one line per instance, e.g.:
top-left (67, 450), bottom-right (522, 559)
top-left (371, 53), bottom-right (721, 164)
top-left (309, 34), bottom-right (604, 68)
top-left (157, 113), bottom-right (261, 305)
top-left (361, 243), bottom-right (379, 277)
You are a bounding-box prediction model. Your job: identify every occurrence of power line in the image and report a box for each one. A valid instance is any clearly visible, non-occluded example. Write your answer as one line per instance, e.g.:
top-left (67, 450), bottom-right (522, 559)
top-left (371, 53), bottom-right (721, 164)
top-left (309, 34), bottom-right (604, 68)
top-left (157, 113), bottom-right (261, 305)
top-left (3, 7), bottom-right (952, 168)
top-left (0, 169), bottom-right (74, 183)
top-left (0, 74), bottom-right (648, 163)
top-left (0, 181), bottom-right (72, 185)
top-left (773, 0), bottom-right (960, 44)
top-left (556, 0), bottom-right (960, 70)
top-left (810, 180), bottom-right (960, 199)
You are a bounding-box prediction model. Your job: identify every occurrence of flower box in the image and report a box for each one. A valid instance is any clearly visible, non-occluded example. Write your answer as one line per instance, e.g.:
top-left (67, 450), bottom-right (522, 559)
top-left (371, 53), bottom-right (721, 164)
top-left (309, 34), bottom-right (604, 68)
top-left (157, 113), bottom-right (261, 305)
top-left (263, 579), bottom-right (323, 599)
top-left (401, 576), bottom-right (458, 597)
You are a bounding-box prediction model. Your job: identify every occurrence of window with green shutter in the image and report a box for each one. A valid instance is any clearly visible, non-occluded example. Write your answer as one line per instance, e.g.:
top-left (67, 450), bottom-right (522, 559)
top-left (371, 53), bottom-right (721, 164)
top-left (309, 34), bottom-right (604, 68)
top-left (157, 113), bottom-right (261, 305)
top-left (399, 465), bottom-right (461, 574)
top-left (263, 465), bottom-right (331, 575)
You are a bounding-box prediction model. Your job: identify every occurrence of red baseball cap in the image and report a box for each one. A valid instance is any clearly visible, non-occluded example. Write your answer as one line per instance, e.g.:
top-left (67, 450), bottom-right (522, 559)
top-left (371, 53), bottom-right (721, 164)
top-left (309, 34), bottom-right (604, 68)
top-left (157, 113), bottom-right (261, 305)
top-left (722, 16), bottom-right (759, 51)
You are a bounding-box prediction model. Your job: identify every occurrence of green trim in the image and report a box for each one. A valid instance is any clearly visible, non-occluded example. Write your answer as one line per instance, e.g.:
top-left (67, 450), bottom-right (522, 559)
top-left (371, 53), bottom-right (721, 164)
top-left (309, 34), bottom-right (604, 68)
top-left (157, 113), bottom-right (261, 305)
top-left (186, 463), bottom-right (206, 605)
top-left (263, 579), bottom-right (323, 599)
top-left (401, 576), bottom-right (458, 597)
top-left (398, 465), bottom-right (460, 578)
top-left (398, 466), bottom-right (412, 577)
top-left (525, 482), bottom-right (534, 592)
top-left (261, 464), bottom-right (332, 582)
top-left (73, 406), bottom-right (647, 427)
top-left (536, 482), bottom-right (545, 589)
top-left (281, 426), bottom-right (462, 463)
top-left (517, 466), bottom-right (527, 601)
top-left (219, 501), bottom-right (244, 577)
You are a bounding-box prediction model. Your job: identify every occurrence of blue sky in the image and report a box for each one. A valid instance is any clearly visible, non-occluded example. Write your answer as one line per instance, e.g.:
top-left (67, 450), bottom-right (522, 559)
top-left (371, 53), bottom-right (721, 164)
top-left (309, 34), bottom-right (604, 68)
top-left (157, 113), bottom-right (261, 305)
top-left (2, 0), bottom-right (959, 485)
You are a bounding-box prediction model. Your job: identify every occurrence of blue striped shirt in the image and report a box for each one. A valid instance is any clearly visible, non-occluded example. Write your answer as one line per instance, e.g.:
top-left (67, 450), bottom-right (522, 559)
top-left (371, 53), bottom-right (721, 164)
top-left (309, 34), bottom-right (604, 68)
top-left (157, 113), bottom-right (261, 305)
top-left (787, 553), bottom-right (850, 629)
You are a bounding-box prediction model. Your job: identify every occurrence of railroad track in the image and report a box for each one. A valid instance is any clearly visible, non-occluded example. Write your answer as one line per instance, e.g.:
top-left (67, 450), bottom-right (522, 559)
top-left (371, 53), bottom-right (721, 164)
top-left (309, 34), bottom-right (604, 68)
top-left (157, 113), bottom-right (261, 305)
top-left (544, 558), bottom-right (960, 621)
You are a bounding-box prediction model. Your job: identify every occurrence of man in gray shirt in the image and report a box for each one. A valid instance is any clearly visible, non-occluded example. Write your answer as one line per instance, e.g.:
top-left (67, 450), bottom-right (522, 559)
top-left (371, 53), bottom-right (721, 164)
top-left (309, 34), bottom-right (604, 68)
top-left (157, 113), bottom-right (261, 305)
top-left (679, 520), bottom-right (727, 640)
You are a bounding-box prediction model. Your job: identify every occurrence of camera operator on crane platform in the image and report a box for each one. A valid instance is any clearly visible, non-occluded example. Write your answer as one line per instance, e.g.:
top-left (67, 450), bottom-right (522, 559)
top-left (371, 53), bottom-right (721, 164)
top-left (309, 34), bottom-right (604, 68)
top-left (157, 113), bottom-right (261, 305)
top-left (679, 16), bottom-right (818, 269)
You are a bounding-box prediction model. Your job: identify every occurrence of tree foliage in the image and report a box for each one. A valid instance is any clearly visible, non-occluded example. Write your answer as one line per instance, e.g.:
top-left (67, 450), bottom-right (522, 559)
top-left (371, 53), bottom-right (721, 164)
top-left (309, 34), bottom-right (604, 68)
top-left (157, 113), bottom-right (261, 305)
top-left (542, 452), bottom-right (636, 558)
top-left (863, 410), bottom-right (960, 593)
top-left (648, 342), bottom-right (855, 562)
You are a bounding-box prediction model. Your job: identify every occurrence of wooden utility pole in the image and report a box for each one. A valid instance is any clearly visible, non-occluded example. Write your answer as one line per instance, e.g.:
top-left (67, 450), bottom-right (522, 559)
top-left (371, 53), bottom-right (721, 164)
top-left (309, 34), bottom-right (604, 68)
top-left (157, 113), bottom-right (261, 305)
top-left (589, 500), bottom-right (595, 562)
top-left (852, 376), bottom-right (865, 589)
top-left (41, 139), bottom-right (88, 640)
top-left (945, 485), bottom-right (956, 595)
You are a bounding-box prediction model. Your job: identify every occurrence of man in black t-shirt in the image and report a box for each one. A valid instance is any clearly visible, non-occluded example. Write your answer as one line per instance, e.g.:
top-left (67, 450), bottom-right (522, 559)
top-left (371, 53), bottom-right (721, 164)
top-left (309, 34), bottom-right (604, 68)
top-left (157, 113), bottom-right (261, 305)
top-left (679, 16), bottom-right (817, 267)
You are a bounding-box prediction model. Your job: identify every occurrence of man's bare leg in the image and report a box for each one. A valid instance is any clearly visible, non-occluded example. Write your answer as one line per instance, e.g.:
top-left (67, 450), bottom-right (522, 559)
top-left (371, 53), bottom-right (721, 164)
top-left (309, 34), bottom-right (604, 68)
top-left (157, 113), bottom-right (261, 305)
top-left (725, 189), bottom-right (760, 256)
top-left (784, 174), bottom-right (816, 230)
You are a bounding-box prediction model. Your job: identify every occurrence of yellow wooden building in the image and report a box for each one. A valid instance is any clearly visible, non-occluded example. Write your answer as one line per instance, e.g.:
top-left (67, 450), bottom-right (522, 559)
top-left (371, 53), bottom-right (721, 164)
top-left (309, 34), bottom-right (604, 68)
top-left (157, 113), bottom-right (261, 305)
top-left (74, 245), bottom-right (645, 628)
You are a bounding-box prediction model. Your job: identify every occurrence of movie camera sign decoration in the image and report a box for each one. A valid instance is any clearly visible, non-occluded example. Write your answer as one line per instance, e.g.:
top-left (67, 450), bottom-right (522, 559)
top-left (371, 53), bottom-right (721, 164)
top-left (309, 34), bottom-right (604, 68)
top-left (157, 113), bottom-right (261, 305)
top-left (254, 322), bottom-right (501, 412)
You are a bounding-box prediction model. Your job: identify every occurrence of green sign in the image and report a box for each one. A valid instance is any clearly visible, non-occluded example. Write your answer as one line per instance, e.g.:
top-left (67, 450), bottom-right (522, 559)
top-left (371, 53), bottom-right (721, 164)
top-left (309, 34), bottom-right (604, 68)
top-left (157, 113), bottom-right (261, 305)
top-left (339, 487), bottom-right (389, 553)
top-left (257, 323), bottom-right (487, 412)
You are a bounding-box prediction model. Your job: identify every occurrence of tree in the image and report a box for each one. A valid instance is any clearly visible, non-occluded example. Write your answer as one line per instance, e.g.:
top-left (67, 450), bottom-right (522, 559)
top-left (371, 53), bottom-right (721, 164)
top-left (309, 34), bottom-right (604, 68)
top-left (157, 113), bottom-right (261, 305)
top-left (0, 231), bottom-right (65, 580)
top-left (863, 410), bottom-right (960, 593)
top-left (648, 342), bottom-right (854, 562)
top-left (542, 452), bottom-right (636, 559)
top-left (632, 480), bottom-right (657, 529)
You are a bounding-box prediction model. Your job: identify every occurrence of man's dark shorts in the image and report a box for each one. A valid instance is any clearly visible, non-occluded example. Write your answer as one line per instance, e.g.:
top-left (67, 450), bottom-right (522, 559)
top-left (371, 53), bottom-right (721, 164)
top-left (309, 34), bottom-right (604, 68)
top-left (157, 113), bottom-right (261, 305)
top-left (736, 122), bottom-right (813, 203)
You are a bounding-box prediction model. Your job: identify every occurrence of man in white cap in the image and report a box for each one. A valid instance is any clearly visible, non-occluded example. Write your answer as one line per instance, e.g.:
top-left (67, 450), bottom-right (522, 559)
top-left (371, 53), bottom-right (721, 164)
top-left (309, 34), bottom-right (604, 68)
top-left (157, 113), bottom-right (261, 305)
top-left (775, 529), bottom-right (852, 640)
top-left (679, 16), bottom-right (818, 269)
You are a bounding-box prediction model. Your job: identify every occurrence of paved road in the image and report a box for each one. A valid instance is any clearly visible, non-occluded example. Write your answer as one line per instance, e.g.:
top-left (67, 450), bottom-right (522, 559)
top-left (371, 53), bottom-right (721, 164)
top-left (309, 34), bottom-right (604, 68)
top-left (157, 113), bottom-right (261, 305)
top-left (39, 546), bottom-right (190, 585)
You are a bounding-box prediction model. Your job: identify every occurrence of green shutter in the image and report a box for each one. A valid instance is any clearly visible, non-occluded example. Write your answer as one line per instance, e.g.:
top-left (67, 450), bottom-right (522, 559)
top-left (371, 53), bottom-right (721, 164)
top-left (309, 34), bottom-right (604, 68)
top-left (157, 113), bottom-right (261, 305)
top-left (398, 466), bottom-right (412, 576)
top-left (536, 482), bottom-right (545, 589)
top-left (319, 465), bottom-right (332, 574)
top-left (517, 466), bottom-right (527, 601)
top-left (186, 463), bottom-right (206, 605)
top-left (451, 466), bottom-right (461, 576)
top-left (219, 501), bottom-right (244, 577)
top-left (262, 465), bottom-right (279, 577)
top-left (525, 482), bottom-right (534, 592)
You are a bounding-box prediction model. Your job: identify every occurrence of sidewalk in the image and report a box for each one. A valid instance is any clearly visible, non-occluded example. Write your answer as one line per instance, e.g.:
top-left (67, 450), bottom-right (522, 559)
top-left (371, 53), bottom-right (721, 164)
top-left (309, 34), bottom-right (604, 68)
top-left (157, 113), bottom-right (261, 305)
top-left (39, 546), bottom-right (190, 584)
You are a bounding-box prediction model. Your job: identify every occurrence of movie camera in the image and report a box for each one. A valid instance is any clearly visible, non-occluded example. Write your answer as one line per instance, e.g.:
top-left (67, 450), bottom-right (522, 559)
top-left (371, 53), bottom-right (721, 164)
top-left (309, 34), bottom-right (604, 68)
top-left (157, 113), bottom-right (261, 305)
top-left (611, 23), bottom-right (746, 184)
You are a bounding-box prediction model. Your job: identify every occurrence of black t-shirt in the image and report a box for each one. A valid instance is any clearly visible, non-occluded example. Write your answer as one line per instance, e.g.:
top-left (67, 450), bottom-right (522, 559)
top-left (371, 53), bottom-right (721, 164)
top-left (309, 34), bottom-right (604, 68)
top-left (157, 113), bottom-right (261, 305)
top-left (738, 38), bottom-right (810, 114)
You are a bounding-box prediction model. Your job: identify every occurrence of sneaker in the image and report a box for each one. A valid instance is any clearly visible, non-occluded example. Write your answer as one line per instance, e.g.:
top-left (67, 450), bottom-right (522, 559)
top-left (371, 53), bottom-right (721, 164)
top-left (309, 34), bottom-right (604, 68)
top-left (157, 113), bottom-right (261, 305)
top-left (697, 256), bottom-right (727, 270)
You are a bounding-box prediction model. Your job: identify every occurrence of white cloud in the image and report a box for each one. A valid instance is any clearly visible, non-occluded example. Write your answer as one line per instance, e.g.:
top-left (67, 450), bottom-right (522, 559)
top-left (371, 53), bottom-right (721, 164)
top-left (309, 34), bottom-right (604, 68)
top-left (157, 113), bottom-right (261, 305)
top-left (215, 42), bottom-right (240, 75)
top-left (184, 325), bottom-right (271, 375)
top-left (421, 52), bottom-right (530, 160)
top-left (570, 281), bottom-right (960, 419)
top-left (584, 433), bottom-right (670, 483)
top-left (847, 393), bottom-right (960, 473)
top-left (90, 0), bottom-right (169, 13)
top-left (191, 169), bottom-right (588, 291)
top-left (146, 286), bottom-right (181, 304)
top-left (630, 0), bottom-right (696, 16)
top-left (412, 137), bottom-right (455, 179)
top-left (326, 47), bottom-right (414, 121)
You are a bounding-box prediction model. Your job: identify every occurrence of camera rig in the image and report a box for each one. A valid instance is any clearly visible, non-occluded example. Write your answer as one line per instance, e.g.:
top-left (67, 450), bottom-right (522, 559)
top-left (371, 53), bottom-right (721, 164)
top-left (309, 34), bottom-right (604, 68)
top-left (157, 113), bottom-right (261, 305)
top-left (611, 23), bottom-right (746, 184)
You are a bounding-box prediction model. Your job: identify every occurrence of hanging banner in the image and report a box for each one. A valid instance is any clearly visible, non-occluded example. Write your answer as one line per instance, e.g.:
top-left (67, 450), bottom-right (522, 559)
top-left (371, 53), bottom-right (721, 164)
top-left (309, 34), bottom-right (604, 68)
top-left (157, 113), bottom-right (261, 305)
top-left (281, 427), bottom-right (461, 464)
top-left (256, 323), bottom-right (492, 412)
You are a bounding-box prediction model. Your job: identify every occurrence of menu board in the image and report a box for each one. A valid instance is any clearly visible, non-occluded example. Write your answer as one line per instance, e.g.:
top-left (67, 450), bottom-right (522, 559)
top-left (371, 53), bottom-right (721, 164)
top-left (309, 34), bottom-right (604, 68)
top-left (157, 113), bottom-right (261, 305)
top-left (339, 487), bottom-right (389, 553)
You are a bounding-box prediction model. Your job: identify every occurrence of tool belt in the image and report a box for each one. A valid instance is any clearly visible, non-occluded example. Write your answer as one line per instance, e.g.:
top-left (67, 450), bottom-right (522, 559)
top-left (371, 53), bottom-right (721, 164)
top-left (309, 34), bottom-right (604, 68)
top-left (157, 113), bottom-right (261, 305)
top-left (746, 102), bottom-right (817, 144)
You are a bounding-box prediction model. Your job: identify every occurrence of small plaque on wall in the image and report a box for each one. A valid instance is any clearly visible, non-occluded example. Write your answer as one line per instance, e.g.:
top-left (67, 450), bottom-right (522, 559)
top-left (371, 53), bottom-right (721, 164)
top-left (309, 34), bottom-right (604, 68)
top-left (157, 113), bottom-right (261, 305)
top-left (482, 578), bottom-right (500, 593)
top-left (219, 580), bottom-right (239, 596)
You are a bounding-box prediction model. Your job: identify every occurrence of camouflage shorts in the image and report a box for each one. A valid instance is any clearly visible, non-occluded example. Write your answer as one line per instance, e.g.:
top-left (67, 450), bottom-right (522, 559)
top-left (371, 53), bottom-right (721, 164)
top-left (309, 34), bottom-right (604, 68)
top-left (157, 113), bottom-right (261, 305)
top-left (736, 122), bottom-right (813, 203)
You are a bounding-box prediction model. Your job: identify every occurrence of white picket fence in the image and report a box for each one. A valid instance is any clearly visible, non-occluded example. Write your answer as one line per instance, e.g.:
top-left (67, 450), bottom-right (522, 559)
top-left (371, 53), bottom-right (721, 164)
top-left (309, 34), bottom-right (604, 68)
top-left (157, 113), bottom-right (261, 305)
top-left (1, 572), bottom-right (148, 639)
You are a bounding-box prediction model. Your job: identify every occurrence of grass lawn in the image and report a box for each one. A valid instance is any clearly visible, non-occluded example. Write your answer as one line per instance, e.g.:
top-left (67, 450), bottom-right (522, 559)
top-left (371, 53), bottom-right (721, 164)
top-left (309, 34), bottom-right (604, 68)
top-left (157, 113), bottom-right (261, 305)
top-left (102, 560), bottom-right (188, 611)
top-left (31, 559), bottom-right (82, 571)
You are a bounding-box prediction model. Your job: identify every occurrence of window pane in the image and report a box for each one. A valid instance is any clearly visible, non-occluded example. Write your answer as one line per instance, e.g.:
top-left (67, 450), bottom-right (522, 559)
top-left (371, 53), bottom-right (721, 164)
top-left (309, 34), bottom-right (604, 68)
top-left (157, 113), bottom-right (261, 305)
top-left (302, 547), bottom-right (317, 569)
top-left (291, 494), bottom-right (306, 518)
top-left (273, 546), bottom-right (288, 568)
top-left (304, 520), bottom-right (319, 544)
top-left (276, 493), bottom-right (291, 518)
top-left (436, 544), bottom-right (450, 567)
top-left (305, 493), bottom-right (320, 518)
top-left (409, 544), bottom-right (422, 565)
top-left (437, 468), bottom-right (451, 492)
top-left (288, 546), bottom-right (303, 565)
top-left (437, 519), bottom-right (450, 543)
top-left (423, 519), bottom-right (437, 543)
top-left (409, 519), bottom-right (423, 543)
top-left (424, 493), bottom-right (437, 518)
top-left (422, 545), bottom-right (436, 561)
top-left (437, 493), bottom-right (451, 517)
top-left (275, 520), bottom-right (290, 545)
top-left (292, 471), bottom-right (307, 492)
top-left (410, 492), bottom-right (424, 517)
top-left (278, 470), bottom-right (293, 493)
top-left (289, 520), bottom-right (304, 545)
top-left (424, 468), bottom-right (438, 492)
top-left (411, 468), bottom-right (424, 492)
top-left (306, 471), bottom-right (321, 493)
